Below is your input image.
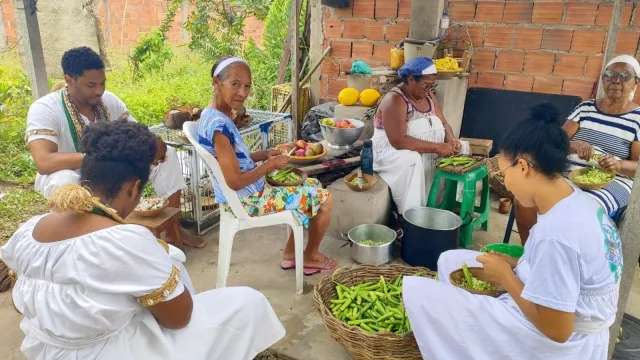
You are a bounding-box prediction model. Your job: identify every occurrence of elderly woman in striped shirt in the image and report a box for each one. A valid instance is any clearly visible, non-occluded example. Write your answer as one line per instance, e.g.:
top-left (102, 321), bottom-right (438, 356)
top-left (197, 56), bottom-right (338, 275)
top-left (515, 55), bottom-right (640, 243)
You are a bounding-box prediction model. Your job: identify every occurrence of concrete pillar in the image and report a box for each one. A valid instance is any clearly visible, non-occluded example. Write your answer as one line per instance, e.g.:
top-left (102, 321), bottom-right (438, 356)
top-left (597, 0), bottom-right (624, 99)
top-left (15, 0), bottom-right (49, 100)
top-left (410, 0), bottom-right (443, 40)
top-left (0, 3), bottom-right (7, 50)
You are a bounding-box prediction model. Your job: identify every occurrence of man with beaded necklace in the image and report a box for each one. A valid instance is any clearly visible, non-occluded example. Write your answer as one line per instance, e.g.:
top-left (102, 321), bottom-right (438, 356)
top-left (25, 47), bottom-right (205, 249)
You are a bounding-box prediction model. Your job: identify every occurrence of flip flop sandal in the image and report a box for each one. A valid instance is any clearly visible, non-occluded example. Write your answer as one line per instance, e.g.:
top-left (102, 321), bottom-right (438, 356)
top-left (303, 257), bottom-right (338, 276)
top-left (280, 260), bottom-right (296, 270)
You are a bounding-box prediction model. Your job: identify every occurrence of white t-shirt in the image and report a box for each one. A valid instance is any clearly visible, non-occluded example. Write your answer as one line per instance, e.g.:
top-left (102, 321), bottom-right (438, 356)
top-left (519, 188), bottom-right (622, 322)
top-left (25, 90), bottom-right (136, 153)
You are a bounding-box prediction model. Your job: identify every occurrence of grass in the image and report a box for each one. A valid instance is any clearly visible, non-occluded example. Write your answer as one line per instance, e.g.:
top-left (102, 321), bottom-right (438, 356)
top-left (0, 47), bottom-right (278, 244)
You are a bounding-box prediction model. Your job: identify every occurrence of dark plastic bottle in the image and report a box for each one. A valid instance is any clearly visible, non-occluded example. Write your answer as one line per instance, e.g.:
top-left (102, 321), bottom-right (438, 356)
top-left (361, 139), bottom-right (373, 175)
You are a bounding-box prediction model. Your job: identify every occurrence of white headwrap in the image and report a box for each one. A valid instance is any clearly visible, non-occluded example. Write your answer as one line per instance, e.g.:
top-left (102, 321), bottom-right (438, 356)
top-left (605, 55), bottom-right (640, 100)
top-left (213, 57), bottom-right (247, 77)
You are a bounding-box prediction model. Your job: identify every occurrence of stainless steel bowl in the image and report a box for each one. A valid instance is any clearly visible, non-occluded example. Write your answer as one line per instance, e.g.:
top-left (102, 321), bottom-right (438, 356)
top-left (320, 118), bottom-right (365, 149)
top-left (347, 224), bottom-right (399, 265)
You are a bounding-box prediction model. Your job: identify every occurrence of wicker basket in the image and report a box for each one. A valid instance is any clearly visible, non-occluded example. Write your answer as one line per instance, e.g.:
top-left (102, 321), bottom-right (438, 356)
top-left (486, 156), bottom-right (513, 199)
top-left (344, 173), bottom-right (378, 192)
top-left (313, 264), bottom-right (435, 360)
top-left (568, 168), bottom-right (615, 191)
top-left (450, 267), bottom-right (506, 297)
top-left (266, 168), bottom-right (307, 187)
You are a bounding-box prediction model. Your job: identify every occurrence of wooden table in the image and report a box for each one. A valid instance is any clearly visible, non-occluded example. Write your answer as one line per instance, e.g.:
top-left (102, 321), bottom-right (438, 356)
top-left (125, 207), bottom-right (183, 248)
top-left (290, 140), bottom-right (362, 176)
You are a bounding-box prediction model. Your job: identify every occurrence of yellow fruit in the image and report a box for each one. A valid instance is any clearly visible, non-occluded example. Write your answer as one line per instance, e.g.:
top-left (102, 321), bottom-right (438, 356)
top-left (359, 89), bottom-right (381, 107)
top-left (435, 57), bottom-right (459, 71)
top-left (338, 88), bottom-right (360, 106)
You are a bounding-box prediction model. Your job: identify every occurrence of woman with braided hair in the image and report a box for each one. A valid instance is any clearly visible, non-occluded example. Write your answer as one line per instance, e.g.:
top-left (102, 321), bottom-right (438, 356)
top-left (0, 120), bottom-right (285, 359)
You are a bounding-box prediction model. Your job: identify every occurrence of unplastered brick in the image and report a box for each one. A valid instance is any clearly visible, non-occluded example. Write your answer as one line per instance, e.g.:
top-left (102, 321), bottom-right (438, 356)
top-left (571, 30), bottom-right (605, 53)
top-left (449, 1), bottom-right (476, 22)
top-left (524, 52), bottom-right (555, 75)
top-left (562, 79), bottom-right (595, 100)
top-left (553, 54), bottom-right (587, 77)
top-left (343, 19), bottom-right (364, 39)
top-left (533, 76), bottom-right (563, 95)
top-left (596, 3), bottom-right (632, 28)
top-left (505, 74), bottom-right (534, 92)
top-left (503, 2), bottom-right (533, 24)
top-left (373, 44), bottom-right (394, 62)
top-left (496, 51), bottom-right (525, 73)
top-left (542, 29), bottom-right (573, 51)
top-left (532, 2), bottom-right (564, 25)
top-left (353, 0), bottom-right (375, 18)
top-left (363, 21), bottom-right (385, 41)
top-left (585, 56), bottom-right (604, 80)
top-left (615, 31), bottom-right (640, 55)
top-left (472, 50), bottom-right (497, 71)
top-left (385, 22), bottom-right (410, 41)
top-left (475, 2), bottom-right (504, 23)
top-left (564, 3), bottom-right (598, 26)
top-left (375, 0), bottom-right (398, 19)
top-left (352, 42), bottom-right (374, 60)
top-left (513, 28), bottom-right (543, 50)
top-left (485, 27), bottom-right (512, 48)
top-left (476, 72), bottom-right (505, 89)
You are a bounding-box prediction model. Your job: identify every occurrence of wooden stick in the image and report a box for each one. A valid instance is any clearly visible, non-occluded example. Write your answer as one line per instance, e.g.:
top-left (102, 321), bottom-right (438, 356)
top-left (278, 46), bottom-right (332, 113)
top-left (276, 0), bottom-right (304, 85)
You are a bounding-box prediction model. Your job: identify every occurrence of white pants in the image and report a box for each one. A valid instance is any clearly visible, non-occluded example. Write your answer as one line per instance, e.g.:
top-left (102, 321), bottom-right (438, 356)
top-left (35, 147), bottom-right (185, 199)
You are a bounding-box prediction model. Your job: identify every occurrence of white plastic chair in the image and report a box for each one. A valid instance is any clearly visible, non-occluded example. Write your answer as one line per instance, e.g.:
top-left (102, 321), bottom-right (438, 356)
top-left (183, 122), bottom-right (304, 294)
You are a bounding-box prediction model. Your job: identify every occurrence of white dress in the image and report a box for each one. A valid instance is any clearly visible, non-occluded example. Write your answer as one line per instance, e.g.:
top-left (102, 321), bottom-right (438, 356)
top-left (25, 91), bottom-right (185, 199)
top-left (403, 189), bottom-right (621, 360)
top-left (0, 215), bottom-right (286, 360)
top-left (372, 88), bottom-right (445, 215)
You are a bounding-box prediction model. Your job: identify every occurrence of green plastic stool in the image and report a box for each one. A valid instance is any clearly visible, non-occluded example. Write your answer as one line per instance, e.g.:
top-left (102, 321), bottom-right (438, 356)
top-left (426, 165), bottom-right (491, 248)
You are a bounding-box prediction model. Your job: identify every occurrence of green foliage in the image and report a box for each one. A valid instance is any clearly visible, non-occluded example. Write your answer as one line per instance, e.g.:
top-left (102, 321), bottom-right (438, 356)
top-left (0, 188), bottom-right (47, 243)
top-left (130, 0), bottom-right (182, 78)
top-left (0, 65), bottom-right (37, 183)
top-left (242, 0), bottom-right (306, 109)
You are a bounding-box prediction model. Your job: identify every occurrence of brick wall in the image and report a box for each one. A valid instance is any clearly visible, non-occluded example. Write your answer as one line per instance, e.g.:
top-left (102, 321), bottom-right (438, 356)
top-left (445, 0), bottom-right (640, 102)
top-left (1, 0), bottom-right (264, 47)
top-left (319, 0), bottom-right (412, 102)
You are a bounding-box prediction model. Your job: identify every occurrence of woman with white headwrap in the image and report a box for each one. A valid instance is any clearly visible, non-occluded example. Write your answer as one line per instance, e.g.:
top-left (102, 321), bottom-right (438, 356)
top-left (372, 57), bottom-right (462, 215)
top-left (515, 55), bottom-right (640, 243)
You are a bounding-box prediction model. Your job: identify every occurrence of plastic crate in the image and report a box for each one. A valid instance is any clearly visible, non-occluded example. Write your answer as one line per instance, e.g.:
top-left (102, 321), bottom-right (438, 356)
top-left (149, 109), bottom-right (293, 234)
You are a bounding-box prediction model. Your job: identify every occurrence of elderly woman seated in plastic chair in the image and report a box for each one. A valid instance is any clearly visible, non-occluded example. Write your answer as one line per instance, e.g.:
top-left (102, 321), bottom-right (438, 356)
top-left (197, 56), bottom-right (338, 275)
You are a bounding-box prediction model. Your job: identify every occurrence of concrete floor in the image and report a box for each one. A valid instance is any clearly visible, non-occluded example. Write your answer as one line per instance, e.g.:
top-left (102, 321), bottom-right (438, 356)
top-left (1, 196), bottom-right (640, 359)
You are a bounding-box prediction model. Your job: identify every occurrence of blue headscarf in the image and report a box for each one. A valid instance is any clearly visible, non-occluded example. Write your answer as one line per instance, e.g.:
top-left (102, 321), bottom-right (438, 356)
top-left (398, 57), bottom-right (437, 78)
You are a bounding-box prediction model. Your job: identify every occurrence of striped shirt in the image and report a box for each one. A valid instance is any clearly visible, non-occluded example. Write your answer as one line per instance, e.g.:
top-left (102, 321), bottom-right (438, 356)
top-left (569, 100), bottom-right (640, 160)
top-left (198, 108), bottom-right (264, 203)
top-left (565, 100), bottom-right (638, 214)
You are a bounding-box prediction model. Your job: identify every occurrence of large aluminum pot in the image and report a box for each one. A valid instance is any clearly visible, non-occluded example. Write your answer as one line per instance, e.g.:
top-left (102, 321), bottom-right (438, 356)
top-left (400, 207), bottom-right (462, 270)
top-left (346, 224), bottom-right (400, 265)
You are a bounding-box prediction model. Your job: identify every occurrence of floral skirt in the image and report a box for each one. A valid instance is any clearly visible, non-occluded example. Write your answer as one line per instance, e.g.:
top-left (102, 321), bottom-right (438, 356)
top-left (223, 178), bottom-right (330, 228)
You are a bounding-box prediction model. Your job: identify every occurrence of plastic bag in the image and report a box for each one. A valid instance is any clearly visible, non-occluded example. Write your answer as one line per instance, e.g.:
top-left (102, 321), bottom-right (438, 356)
top-left (351, 60), bottom-right (372, 75)
top-left (301, 102), bottom-right (336, 142)
top-left (321, 0), bottom-right (351, 9)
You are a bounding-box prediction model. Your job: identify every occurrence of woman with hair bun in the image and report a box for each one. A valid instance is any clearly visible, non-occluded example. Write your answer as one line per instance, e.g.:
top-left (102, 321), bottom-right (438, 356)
top-left (402, 104), bottom-right (622, 360)
top-left (1, 120), bottom-right (285, 359)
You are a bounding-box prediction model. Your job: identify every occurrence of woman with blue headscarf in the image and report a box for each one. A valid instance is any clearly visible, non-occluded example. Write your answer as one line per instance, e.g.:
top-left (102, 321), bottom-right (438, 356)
top-left (372, 57), bottom-right (461, 215)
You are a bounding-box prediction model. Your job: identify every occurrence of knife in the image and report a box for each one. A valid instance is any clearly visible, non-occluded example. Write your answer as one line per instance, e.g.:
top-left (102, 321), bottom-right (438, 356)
top-left (269, 147), bottom-right (296, 177)
top-left (356, 168), bottom-right (364, 189)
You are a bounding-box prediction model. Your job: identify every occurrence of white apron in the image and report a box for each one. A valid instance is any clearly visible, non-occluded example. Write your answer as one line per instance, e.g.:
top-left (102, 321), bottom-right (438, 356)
top-left (403, 250), bottom-right (613, 360)
top-left (372, 109), bottom-right (445, 215)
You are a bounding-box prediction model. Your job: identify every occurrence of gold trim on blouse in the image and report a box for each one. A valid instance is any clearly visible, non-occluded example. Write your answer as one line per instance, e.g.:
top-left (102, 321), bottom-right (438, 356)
top-left (25, 129), bottom-right (58, 142)
top-left (137, 265), bottom-right (181, 307)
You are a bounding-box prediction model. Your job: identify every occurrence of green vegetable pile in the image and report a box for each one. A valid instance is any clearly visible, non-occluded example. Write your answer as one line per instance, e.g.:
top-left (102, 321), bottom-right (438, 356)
top-left (457, 263), bottom-right (497, 292)
top-left (438, 156), bottom-right (476, 169)
top-left (589, 154), bottom-right (603, 164)
top-left (350, 177), bottom-right (368, 186)
top-left (330, 274), bottom-right (429, 334)
top-left (359, 239), bottom-right (388, 246)
top-left (267, 168), bottom-right (301, 183)
top-left (573, 167), bottom-right (613, 185)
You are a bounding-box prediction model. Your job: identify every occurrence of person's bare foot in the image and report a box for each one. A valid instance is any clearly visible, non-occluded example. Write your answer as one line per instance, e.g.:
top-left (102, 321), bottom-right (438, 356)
top-left (280, 250), bottom-right (338, 271)
top-left (165, 226), bottom-right (207, 249)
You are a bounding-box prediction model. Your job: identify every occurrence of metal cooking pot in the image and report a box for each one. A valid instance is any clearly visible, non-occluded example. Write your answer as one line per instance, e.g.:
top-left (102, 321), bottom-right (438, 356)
top-left (400, 207), bottom-right (462, 270)
top-left (345, 224), bottom-right (400, 265)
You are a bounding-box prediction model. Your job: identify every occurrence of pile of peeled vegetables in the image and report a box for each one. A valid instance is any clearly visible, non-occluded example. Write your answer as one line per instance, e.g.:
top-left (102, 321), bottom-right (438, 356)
top-left (330, 274), bottom-right (429, 334)
top-left (574, 167), bottom-right (614, 185)
top-left (453, 263), bottom-right (497, 292)
top-left (438, 156), bottom-right (476, 169)
top-left (267, 168), bottom-right (301, 183)
top-left (349, 177), bottom-right (368, 187)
